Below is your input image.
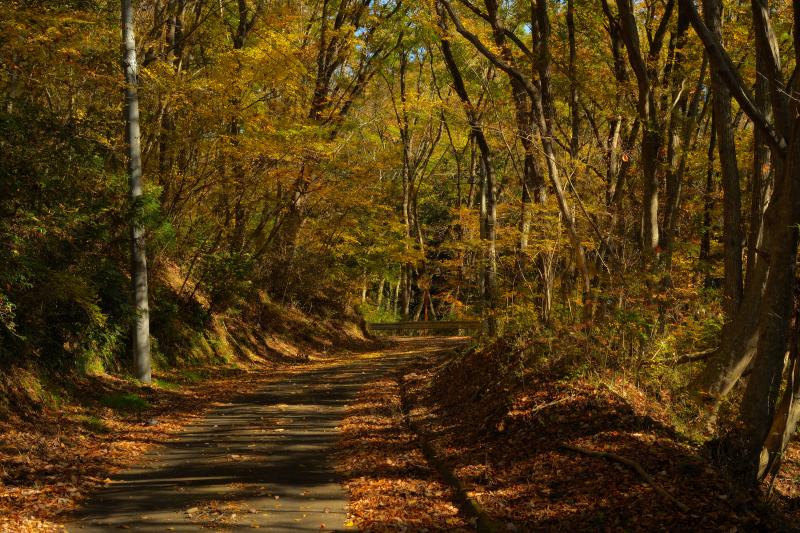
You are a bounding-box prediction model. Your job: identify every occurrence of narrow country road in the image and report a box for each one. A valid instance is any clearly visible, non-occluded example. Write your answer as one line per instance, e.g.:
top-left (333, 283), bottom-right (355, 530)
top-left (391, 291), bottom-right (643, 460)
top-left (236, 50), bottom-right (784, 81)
top-left (68, 337), bottom-right (465, 532)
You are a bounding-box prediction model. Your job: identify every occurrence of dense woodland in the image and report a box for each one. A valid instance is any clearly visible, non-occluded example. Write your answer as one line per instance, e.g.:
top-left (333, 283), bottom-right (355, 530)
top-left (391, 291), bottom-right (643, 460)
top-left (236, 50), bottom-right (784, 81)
top-left (2, 0), bottom-right (800, 516)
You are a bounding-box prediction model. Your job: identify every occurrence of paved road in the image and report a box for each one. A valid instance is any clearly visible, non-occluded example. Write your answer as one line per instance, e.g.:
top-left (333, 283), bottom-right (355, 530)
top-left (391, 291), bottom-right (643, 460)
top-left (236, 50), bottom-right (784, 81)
top-left (68, 337), bottom-right (463, 532)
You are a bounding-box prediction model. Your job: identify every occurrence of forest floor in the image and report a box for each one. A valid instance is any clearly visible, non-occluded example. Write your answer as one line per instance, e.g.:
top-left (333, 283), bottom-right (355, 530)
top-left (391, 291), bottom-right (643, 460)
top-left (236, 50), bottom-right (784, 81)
top-left (3, 336), bottom-right (800, 531)
top-left (341, 338), bottom-right (800, 532)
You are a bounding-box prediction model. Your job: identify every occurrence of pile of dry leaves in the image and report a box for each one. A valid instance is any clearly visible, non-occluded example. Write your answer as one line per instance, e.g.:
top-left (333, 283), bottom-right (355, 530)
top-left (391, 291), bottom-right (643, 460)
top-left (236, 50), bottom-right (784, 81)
top-left (336, 375), bottom-right (471, 531)
top-left (338, 339), bottom-right (799, 531)
top-left (407, 344), bottom-right (800, 530)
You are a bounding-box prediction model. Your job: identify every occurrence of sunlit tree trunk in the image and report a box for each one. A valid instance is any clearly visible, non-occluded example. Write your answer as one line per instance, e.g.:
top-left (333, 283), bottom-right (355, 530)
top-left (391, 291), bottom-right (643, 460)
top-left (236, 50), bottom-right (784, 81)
top-left (122, 0), bottom-right (151, 383)
top-left (376, 277), bottom-right (385, 310)
top-left (615, 0), bottom-right (674, 264)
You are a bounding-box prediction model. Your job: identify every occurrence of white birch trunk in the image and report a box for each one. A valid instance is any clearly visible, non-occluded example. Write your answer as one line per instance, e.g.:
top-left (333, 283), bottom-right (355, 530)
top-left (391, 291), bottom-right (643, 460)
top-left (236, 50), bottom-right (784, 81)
top-left (122, 0), bottom-right (151, 383)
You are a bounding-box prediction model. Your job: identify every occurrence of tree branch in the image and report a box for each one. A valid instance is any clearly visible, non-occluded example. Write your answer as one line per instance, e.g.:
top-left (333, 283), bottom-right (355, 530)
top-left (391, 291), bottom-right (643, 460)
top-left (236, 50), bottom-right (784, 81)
top-left (680, 0), bottom-right (786, 155)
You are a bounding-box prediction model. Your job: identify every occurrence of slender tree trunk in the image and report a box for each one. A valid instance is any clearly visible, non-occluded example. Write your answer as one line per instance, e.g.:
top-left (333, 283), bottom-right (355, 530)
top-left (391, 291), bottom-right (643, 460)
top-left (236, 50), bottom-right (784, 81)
top-left (663, 63), bottom-right (707, 268)
top-left (393, 278), bottom-right (401, 316)
top-left (705, 0), bottom-right (743, 316)
top-left (482, 153), bottom-right (498, 336)
top-left (615, 0), bottom-right (673, 263)
top-left (122, 0), bottom-right (151, 383)
top-left (600, 0), bottom-right (629, 206)
top-left (661, 7), bottom-right (697, 268)
top-left (534, 0), bottom-right (591, 304)
top-left (361, 268), bottom-right (368, 304)
top-left (700, 118), bottom-right (716, 263)
top-left (566, 0), bottom-right (580, 157)
top-left (399, 49), bottom-right (414, 320)
top-left (376, 277), bottom-right (385, 310)
top-left (437, 6), bottom-right (497, 335)
top-left (401, 264), bottom-right (412, 319)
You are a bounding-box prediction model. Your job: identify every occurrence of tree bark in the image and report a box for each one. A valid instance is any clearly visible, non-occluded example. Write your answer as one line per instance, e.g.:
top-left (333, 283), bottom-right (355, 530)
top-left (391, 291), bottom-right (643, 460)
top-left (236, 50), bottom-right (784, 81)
top-left (566, 0), bottom-right (580, 157)
top-left (661, 6), bottom-right (702, 269)
top-left (683, 0), bottom-right (800, 484)
top-left (704, 0), bottom-right (743, 317)
top-left (745, 29), bottom-right (772, 292)
top-left (615, 0), bottom-right (673, 262)
top-left (700, 121), bottom-right (716, 263)
top-left (122, 0), bottom-right (151, 383)
top-left (739, 135), bottom-right (800, 482)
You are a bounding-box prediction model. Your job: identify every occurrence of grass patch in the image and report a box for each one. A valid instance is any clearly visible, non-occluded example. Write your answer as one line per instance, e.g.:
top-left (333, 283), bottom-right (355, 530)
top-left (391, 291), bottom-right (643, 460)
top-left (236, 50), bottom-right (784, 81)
top-left (153, 378), bottom-right (181, 391)
top-left (100, 392), bottom-right (151, 413)
top-left (179, 370), bottom-right (206, 383)
top-left (76, 414), bottom-right (111, 434)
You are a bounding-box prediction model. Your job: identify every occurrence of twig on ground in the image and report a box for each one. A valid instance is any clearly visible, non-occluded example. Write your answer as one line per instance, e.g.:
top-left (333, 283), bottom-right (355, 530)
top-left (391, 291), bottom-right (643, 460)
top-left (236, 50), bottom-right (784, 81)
top-left (641, 348), bottom-right (717, 366)
top-left (529, 396), bottom-right (572, 416)
top-left (561, 443), bottom-right (690, 513)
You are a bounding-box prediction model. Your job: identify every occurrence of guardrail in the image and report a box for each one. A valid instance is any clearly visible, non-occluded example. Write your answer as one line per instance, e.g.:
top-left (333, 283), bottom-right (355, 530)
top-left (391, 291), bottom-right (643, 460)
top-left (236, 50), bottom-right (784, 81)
top-left (367, 320), bottom-right (483, 333)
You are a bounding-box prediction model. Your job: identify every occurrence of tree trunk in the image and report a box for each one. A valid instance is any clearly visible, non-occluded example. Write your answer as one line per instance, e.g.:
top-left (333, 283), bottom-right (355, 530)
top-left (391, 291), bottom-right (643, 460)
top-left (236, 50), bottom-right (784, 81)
top-left (393, 277), bottom-right (401, 316)
top-left (700, 121), bottom-right (716, 263)
top-left (686, 0), bottom-right (788, 411)
top-left (705, 0), bottom-right (743, 317)
top-left (566, 0), bottom-right (580, 157)
top-left (661, 7), bottom-right (699, 268)
top-left (739, 137), bottom-right (800, 482)
top-left (376, 277), bottom-right (385, 310)
top-left (437, 6), bottom-right (497, 335)
top-left (122, 0), bottom-right (151, 383)
top-left (615, 0), bottom-right (673, 262)
top-left (534, 0), bottom-right (591, 304)
top-left (745, 23), bottom-right (773, 292)
top-left (399, 49), bottom-right (414, 321)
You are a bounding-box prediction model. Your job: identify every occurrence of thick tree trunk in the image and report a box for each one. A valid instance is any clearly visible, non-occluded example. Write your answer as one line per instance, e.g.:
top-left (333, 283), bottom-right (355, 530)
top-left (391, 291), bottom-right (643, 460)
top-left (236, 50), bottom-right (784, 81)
top-left (122, 0), bottom-right (151, 383)
top-left (688, 0), bottom-right (789, 411)
top-left (739, 138), bottom-right (800, 482)
top-left (640, 129), bottom-right (661, 255)
top-left (745, 15), bottom-right (773, 293)
top-left (683, 6), bottom-right (800, 485)
top-left (758, 334), bottom-right (800, 485)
